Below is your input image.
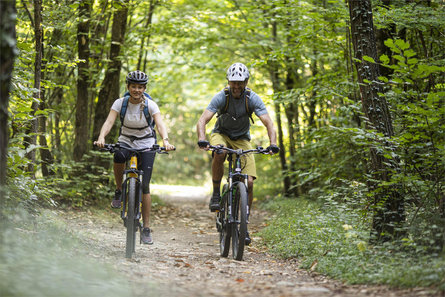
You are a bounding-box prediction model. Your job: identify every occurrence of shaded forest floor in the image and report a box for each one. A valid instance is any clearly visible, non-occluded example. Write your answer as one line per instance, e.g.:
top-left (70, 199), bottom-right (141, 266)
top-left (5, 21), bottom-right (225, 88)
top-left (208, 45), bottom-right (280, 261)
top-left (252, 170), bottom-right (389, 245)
top-left (62, 185), bottom-right (440, 297)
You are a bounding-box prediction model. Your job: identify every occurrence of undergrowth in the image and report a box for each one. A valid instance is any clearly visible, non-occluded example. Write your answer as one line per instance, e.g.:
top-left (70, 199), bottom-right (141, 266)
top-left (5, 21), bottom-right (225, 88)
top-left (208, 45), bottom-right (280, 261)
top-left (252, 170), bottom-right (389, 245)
top-left (258, 197), bottom-right (445, 291)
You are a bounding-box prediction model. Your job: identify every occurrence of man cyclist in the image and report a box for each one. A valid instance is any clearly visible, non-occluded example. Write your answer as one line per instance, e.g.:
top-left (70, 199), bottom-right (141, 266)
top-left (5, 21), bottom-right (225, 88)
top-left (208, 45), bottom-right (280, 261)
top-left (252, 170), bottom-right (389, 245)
top-left (196, 62), bottom-right (279, 245)
top-left (94, 70), bottom-right (175, 245)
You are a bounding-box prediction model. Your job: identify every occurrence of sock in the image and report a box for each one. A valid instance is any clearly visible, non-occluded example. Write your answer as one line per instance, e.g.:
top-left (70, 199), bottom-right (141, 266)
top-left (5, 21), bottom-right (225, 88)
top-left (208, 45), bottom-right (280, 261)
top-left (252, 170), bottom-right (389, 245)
top-left (212, 179), bottom-right (221, 196)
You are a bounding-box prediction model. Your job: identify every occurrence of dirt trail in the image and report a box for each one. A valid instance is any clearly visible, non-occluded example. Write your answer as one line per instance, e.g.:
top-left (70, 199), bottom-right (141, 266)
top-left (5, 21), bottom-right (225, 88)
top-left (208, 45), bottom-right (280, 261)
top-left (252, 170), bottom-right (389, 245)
top-left (65, 185), bottom-right (436, 297)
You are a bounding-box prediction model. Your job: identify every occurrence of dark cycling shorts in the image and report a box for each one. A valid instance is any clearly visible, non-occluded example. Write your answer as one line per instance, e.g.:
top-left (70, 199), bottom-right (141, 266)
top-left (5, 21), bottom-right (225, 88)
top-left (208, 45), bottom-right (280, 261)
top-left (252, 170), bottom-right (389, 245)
top-left (114, 147), bottom-right (156, 194)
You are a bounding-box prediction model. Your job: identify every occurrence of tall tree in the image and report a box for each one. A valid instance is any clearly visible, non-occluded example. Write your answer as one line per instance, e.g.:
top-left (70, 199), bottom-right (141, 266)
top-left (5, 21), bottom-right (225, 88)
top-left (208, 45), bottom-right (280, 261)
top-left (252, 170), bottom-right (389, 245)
top-left (74, 0), bottom-right (92, 162)
top-left (137, 0), bottom-right (158, 72)
top-left (0, 0), bottom-right (17, 215)
top-left (24, 0), bottom-right (43, 173)
top-left (347, 0), bottom-right (405, 242)
top-left (92, 0), bottom-right (129, 143)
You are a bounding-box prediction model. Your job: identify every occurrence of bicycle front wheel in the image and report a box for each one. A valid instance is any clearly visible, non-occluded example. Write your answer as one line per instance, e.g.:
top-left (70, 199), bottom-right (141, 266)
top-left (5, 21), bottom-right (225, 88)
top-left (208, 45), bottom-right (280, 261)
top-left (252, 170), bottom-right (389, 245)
top-left (219, 184), bottom-right (231, 257)
top-left (125, 178), bottom-right (137, 258)
top-left (231, 182), bottom-right (248, 261)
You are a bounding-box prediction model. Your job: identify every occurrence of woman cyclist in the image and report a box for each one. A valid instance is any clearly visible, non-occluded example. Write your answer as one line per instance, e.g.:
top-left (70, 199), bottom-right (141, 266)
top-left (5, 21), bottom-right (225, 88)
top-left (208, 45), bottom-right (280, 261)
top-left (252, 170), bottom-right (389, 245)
top-left (94, 70), bottom-right (175, 245)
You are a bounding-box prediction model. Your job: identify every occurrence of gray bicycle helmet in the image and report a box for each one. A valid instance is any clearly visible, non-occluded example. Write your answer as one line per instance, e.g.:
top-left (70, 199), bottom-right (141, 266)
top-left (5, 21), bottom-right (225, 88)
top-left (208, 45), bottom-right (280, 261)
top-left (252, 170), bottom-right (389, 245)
top-left (126, 70), bottom-right (148, 85)
top-left (226, 63), bottom-right (250, 81)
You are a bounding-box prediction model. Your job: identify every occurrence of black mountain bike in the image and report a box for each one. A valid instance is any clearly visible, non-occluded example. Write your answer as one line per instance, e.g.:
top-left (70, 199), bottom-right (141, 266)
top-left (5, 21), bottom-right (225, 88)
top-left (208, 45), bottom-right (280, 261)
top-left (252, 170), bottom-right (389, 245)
top-left (207, 145), bottom-right (270, 261)
top-left (97, 143), bottom-right (170, 258)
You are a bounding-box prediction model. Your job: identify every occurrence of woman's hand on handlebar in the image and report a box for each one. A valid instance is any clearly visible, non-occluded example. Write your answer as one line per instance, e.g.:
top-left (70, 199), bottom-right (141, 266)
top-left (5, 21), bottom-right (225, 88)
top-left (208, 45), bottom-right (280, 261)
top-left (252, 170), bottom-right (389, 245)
top-left (164, 143), bottom-right (176, 151)
top-left (94, 137), bottom-right (105, 148)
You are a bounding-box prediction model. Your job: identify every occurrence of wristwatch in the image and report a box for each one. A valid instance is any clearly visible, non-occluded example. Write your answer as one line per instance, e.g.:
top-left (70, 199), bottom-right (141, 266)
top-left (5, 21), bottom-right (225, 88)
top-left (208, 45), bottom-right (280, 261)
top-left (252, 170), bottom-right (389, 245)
top-left (163, 138), bottom-right (169, 142)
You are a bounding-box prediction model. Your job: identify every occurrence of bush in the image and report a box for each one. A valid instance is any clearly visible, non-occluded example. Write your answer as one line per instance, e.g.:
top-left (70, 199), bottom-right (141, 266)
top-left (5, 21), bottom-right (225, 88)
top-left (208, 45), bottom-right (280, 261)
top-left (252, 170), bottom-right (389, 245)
top-left (259, 197), bottom-right (445, 290)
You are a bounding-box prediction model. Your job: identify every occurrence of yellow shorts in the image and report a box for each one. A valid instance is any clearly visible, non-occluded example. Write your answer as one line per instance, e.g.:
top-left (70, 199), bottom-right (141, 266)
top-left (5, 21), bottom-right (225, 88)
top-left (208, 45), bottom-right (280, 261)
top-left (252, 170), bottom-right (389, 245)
top-left (210, 133), bottom-right (257, 179)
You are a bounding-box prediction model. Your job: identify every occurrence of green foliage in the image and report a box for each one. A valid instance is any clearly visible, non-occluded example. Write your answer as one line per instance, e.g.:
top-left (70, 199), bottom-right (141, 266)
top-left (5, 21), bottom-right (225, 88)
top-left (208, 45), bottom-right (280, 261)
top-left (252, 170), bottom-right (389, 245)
top-left (259, 198), bottom-right (445, 289)
top-left (42, 150), bottom-right (116, 207)
top-left (5, 0), bottom-right (445, 290)
top-left (377, 38), bottom-right (445, 246)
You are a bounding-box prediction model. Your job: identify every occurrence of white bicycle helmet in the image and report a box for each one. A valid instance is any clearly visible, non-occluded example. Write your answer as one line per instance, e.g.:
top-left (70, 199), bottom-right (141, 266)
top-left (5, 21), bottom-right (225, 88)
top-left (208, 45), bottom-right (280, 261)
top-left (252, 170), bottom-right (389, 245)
top-left (226, 63), bottom-right (250, 81)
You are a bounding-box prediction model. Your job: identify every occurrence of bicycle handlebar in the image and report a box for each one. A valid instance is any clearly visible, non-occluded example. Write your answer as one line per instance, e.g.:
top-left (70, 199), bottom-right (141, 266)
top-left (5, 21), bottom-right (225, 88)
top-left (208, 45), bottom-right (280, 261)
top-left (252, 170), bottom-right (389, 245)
top-left (94, 143), bottom-right (174, 154)
top-left (206, 144), bottom-right (270, 155)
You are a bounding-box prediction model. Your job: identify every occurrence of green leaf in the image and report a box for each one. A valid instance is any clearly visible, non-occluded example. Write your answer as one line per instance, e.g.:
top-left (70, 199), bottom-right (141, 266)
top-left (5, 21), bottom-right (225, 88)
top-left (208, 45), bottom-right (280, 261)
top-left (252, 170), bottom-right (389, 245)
top-left (404, 49), bottom-right (416, 58)
top-left (379, 54), bottom-right (390, 64)
top-left (378, 76), bottom-right (389, 83)
top-left (35, 110), bottom-right (49, 116)
top-left (407, 58), bottom-right (418, 65)
top-left (393, 55), bottom-right (405, 63)
top-left (363, 55), bottom-right (375, 63)
top-left (395, 39), bottom-right (410, 50)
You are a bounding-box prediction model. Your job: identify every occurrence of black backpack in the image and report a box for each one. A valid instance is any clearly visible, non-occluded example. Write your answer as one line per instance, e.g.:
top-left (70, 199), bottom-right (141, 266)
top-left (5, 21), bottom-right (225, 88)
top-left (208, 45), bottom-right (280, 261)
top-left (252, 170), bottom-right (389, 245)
top-left (218, 87), bottom-right (254, 123)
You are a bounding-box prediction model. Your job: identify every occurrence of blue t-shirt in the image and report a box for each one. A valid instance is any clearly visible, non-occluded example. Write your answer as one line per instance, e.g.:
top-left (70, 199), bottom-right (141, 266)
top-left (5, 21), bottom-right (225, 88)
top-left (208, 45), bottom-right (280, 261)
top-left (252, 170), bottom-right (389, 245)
top-left (206, 88), bottom-right (268, 140)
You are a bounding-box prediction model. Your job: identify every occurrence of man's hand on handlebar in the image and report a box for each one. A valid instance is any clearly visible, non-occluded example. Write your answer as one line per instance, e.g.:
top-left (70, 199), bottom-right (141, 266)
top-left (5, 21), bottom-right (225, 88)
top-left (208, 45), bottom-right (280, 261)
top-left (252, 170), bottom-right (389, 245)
top-left (266, 144), bottom-right (280, 155)
top-left (197, 140), bottom-right (210, 150)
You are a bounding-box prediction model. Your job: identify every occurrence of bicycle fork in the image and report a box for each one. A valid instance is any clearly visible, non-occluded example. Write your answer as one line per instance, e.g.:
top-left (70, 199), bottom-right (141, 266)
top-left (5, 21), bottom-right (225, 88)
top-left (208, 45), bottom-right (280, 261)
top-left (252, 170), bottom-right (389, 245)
top-left (121, 155), bottom-right (143, 228)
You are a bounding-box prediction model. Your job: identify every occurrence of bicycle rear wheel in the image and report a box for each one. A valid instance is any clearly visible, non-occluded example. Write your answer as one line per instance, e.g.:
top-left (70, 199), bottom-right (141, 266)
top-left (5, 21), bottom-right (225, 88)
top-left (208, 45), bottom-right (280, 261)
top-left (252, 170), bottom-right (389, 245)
top-left (231, 182), bottom-right (248, 261)
top-left (219, 184), bottom-right (231, 257)
top-left (125, 178), bottom-right (137, 258)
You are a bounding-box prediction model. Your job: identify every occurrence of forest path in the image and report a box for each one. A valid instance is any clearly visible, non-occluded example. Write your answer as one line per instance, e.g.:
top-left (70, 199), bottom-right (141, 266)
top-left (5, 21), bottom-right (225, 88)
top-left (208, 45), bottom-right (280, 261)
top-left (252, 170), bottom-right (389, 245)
top-left (65, 185), bottom-right (429, 297)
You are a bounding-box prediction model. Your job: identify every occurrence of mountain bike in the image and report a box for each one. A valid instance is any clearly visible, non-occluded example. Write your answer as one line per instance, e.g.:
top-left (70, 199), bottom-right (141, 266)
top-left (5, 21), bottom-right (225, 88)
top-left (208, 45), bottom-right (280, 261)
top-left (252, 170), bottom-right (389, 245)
top-left (206, 144), bottom-right (270, 261)
top-left (96, 143), bottom-right (170, 258)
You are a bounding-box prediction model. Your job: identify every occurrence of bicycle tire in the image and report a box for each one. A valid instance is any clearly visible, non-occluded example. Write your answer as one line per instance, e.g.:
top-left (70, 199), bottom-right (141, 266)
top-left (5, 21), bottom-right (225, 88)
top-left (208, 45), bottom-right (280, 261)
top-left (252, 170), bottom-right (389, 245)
top-left (219, 184), bottom-right (231, 257)
top-left (125, 178), bottom-right (137, 258)
top-left (231, 182), bottom-right (248, 261)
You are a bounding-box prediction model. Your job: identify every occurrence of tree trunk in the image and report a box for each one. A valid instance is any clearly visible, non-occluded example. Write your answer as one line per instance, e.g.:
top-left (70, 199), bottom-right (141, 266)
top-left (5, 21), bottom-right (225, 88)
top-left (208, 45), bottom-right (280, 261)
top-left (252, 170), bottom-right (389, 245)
top-left (74, 0), bottom-right (92, 162)
top-left (38, 99), bottom-right (54, 176)
top-left (274, 102), bottom-right (291, 194)
top-left (137, 0), bottom-right (157, 72)
top-left (0, 0), bottom-right (17, 216)
top-left (25, 0), bottom-right (43, 174)
top-left (308, 55), bottom-right (318, 129)
top-left (92, 0), bottom-right (129, 143)
top-left (268, 19), bottom-right (291, 195)
top-left (88, 0), bottom-right (111, 141)
top-left (284, 68), bottom-right (300, 196)
top-left (348, 0), bottom-right (405, 242)
top-left (375, 0), bottom-right (395, 78)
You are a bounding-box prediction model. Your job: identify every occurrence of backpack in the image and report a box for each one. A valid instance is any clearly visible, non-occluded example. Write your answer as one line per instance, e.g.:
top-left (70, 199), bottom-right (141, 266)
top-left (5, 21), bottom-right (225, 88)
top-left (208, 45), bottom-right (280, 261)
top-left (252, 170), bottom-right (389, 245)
top-left (119, 92), bottom-right (156, 140)
top-left (120, 92), bottom-right (154, 128)
top-left (218, 87), bottom-right (254, 123)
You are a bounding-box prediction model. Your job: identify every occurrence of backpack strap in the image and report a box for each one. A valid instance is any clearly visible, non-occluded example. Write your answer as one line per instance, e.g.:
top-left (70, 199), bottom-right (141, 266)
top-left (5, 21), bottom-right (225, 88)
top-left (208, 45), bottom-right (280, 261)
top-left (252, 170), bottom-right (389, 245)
top-left (223, 86), bottom-right (230, 114)
top-left (218, 87), bottom-right (254, 123)
top-left (120, 96), bottom-right (130, 126)
top-left (119, 95), bottom-right (156, 141)
top-left (120, 93), bottom-right (154, 128)
top-left (245, 87), bottom-right (254, 124)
